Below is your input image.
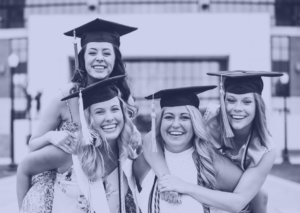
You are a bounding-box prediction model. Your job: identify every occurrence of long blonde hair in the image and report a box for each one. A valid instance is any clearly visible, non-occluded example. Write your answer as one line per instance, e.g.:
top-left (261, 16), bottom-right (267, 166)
top-left (76, 97), bottom-right (141, 181)
top-left (155, 106), bottom-right (217, 190)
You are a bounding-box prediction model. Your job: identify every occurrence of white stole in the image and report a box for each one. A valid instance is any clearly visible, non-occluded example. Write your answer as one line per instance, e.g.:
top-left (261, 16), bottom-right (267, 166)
top-left (72, 155), bottom-right (139, 213)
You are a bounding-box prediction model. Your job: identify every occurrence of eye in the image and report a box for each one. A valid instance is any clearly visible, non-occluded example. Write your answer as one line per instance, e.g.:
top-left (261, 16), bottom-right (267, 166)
top-left (95, 110), bottom-right (104, 115)
top-left (181, 115), bottom-right (190, 120)
top-left (103, 51), bottom-right (111, 56)
top-left (112, 107), bottom-right (120, 112)
top-left (88, 51), bottom-right (97, 55)
top-left (226, 98), bottom-right (235, 103)
top-left (243, 100), bottom-right (253, 104)
top-left (163, 115), bottom-right (173, 120)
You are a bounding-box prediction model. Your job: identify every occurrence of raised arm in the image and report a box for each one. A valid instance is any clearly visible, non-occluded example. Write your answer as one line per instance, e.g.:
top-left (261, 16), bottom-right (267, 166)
top-left (159, 150), bottom-right (275, 213)
top-left (142, 132), bottom-right (169, 178)
top-left (28, 89), bottom-right (76, 154)
top-left (17, 145), bottom-right (70, 207)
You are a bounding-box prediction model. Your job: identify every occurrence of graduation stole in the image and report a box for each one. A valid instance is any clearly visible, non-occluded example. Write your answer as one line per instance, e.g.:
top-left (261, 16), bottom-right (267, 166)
top-left (148, 151), bottom-right (210, 213)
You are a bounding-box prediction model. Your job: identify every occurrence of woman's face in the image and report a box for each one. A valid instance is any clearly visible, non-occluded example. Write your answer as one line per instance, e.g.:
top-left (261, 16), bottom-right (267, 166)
top-left (90, 97), bottom-right (124, 143)
top-left (225, 92), bottom-right (256, 133)
top-left (84, 42), bottom-right (116, 82)
top-left (160, 106), bottom-right (194, 153)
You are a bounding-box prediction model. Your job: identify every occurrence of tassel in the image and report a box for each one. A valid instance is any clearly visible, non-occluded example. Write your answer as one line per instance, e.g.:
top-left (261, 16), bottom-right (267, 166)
top-left (78, 89), bottom-right (93, 145)
top-left (219, 76), bottom-right (234, 138)
top-left (73, 29), bottom-right (79, 70)
top-left (150, 94), bottom-right (157, 152)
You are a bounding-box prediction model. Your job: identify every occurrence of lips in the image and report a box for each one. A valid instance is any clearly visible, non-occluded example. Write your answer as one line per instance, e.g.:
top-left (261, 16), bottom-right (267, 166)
top-left (230, 115), bottom-right (247, 120)
top-left (92, 65), bottom-right (106, 71)
top-left (168, 131), bottom-right (184, 136)
top-left (101, 124), bottom-right (117, 131)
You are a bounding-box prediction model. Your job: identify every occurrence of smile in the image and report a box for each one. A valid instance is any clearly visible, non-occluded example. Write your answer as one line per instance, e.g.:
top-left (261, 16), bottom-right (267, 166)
top-left (168, 131), bottom-right (184, 136)
top-left (231, 115), bottom-right (247, 120)
top-left (101, 124), bottom-right (117, 131)
top-left (92, 65), bottom-right (106, 71)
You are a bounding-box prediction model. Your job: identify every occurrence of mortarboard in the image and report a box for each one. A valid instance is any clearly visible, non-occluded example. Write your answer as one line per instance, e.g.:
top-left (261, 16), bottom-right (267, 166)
top-left (64, 18), bottom-right (137, 71)
top-left (61, 75), bottom-right (126, 145)
top-left (64, 18), bottom-right (137, 48)
top-left (145, 85), bottom-right (217, 152)
top-left (206, 70), bottom-right (283, 138)
top-left (145, 86), bottom-right (217, 108)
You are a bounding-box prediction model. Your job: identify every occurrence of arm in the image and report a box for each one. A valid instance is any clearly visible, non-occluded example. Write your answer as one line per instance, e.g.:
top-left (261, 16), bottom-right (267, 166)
top-left (28, 89), bottom-right (76, 153)
top-left (139, 136), bottom-right (181, 204)
top-left (133, 153), bottom-right (151, 187)
top-left (250, 188), bottom-right (268, 213)
top-left (142, 132), bottom-right (169, 178)
top-left (159, 150), bottom-right (275, 213)
top-left (17, 145), bottom-right (70, 207)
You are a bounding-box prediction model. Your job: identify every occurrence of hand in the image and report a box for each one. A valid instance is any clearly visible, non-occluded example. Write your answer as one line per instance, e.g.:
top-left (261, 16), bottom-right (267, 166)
top-left (46, 131), bottom-right (77, 154)
top-left (160, 191), bottom-right (182, 204)
top-left (158, 174), bottom-right (189, 194)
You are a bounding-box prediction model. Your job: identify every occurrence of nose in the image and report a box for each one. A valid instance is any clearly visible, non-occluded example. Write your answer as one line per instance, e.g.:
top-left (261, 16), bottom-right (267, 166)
top-left (233, 101), bottom-right (243, 112)
top-left (171, 117), bottom-right (181, 128)
top-left (95, 53), bottom-right (104, 62)
top-left (105, 111), bottom-right (114, 122)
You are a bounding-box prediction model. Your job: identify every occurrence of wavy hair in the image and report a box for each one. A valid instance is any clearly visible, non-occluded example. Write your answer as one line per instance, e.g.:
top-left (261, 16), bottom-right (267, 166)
top-left (155, 106), bottom-right (217, 190)
top-left (76, 97), bottom-right (141, 181)
top-left (70, 45), bottom-right (138, 118)
top-left (253, 93), bottom-right (271, 147)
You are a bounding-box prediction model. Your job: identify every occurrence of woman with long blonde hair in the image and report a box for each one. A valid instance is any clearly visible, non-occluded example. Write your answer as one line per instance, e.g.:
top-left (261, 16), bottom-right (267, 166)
top-left (134, 86), bottom-right (244, 213)
top-left (142, 71), bottom-right (282, 213)
top-left (17, 76), bottom-right (141, 213)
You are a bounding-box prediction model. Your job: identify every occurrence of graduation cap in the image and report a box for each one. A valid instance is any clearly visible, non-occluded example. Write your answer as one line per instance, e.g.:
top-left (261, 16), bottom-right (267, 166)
top-left (206, 70), bottom-right (283, 138)
top-left (145, 86), bottom-right (217, 108)
top-left (64, 18), bottom-right (137, 71)
top-left (144, 85), bottom-right (217, 152)
top-left (61, 75), bottom-right (126, 145)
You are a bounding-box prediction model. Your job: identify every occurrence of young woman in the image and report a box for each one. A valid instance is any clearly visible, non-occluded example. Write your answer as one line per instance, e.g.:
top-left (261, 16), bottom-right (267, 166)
top-left (134, 86), bottom-right (246, 213)
top-left (18, 76), bottom-right (141, 213)
top-left (142, 71), bottom-right (282, 212)
top-left (19, 19), bottom-right (138, 213)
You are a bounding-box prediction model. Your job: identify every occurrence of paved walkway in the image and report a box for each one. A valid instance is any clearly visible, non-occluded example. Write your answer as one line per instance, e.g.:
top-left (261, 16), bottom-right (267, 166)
top-left (0, 174), bottom-right (300, 212)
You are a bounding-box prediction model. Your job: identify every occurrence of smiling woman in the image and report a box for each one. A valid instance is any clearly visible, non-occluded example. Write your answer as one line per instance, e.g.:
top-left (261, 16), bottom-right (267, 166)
top-left (18, 76), bottom-right (141, 213)
top-left (87, 96), bottom-right (125, 143)
top-left (225, 93), bottom-right (256, 136)
top-left (160, 106), bottom-right (194, 153)
top-left (84, 42), bottom-right (116, 82)
top-left (133, 85), bottom-right (247, 213)
top-left (142, 71), bottom-right (283, 213)
top-left (17, 18), bottom-right (139, 213)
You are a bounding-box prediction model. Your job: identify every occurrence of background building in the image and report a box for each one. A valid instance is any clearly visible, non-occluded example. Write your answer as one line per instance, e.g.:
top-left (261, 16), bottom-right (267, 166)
top-left (0, 0), bottom-right (300, 164)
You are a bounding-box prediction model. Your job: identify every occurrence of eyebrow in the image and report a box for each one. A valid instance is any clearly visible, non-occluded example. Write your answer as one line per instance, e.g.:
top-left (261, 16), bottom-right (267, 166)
top-left (93, 108), bottom-right (104, 112)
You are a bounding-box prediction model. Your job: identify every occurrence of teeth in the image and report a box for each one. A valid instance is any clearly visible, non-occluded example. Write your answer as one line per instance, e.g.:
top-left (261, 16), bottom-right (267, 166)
top-left (232, 115), bottom-right (246, 119)
top-left (169, 131), bottom-right (183, 136)
top-left (102, 124), bottom-right (116, 130)
top-left (93, 65), bottom-right (105, 69)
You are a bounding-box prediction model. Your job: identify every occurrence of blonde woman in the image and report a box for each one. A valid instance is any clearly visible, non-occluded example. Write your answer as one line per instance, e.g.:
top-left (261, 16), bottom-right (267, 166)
top-left (142, 71), bottom-right (282, 213)
top-left (19, 19), bottom-right (138, 213)
top-left (134, 86), bottom-right (245, 213)
top-left (17, 76), bottom-right (141, 213)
